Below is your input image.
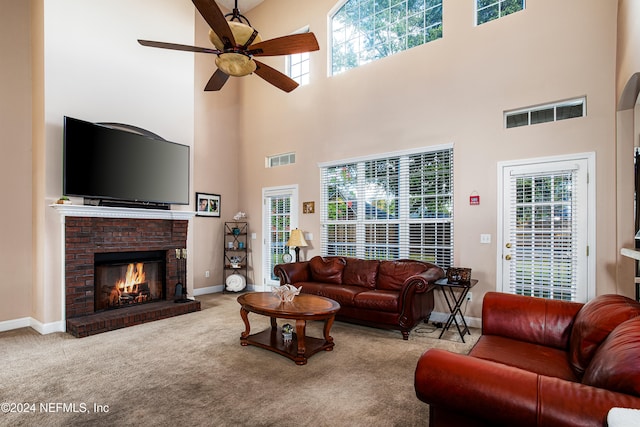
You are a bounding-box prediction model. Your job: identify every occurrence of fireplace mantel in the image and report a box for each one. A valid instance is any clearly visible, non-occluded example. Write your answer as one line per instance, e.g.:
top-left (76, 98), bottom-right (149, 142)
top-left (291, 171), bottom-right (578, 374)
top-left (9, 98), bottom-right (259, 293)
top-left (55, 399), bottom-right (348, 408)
top-left (51, 204), bottom-right (196, 221)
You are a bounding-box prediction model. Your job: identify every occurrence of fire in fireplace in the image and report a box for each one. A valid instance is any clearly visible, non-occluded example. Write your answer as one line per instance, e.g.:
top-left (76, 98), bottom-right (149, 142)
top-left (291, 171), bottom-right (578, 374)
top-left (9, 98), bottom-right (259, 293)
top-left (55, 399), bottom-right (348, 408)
top-left (94, 250), bottom-right (166, 311)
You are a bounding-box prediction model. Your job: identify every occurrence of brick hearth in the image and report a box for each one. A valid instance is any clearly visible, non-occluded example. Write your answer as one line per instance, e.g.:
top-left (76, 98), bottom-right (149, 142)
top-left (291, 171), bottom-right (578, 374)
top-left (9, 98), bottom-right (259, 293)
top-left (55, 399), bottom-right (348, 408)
top-left (66, 300), bottom-right (200, 338)
top-left (64, 214), bottom-right (200, 337)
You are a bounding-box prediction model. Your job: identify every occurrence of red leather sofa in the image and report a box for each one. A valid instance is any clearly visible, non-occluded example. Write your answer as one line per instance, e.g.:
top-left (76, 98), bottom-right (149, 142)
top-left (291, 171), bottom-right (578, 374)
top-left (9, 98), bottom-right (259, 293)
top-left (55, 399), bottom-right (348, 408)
top-left (414, 291), bottom-right (640, 426)
top-left (274, 256), bottom-right (444, 339)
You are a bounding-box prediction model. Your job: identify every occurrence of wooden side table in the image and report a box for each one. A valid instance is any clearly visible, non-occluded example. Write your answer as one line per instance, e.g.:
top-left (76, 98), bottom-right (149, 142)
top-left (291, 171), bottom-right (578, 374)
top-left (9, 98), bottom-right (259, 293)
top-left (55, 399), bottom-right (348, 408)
top-left (433, 278), bottom-right (478, 342)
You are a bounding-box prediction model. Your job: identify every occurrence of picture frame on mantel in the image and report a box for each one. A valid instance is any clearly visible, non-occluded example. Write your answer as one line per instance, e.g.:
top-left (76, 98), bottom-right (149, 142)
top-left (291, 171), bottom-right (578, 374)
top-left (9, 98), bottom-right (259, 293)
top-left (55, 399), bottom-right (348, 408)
top-left (196, 193), bottom-right (220, 217)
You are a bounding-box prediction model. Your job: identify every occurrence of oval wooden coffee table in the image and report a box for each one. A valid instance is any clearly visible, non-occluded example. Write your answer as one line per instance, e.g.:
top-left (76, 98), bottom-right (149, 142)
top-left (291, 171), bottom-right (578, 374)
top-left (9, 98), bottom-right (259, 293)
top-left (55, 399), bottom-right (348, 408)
top-left (237, 292), bottom-right (340, 365)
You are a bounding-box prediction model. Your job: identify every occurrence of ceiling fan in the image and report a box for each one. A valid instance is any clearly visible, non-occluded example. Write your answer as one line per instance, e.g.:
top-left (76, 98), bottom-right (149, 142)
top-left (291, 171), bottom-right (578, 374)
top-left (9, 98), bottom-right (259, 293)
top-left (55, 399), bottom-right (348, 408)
top-left (138, 0), bottom-right (319, 92)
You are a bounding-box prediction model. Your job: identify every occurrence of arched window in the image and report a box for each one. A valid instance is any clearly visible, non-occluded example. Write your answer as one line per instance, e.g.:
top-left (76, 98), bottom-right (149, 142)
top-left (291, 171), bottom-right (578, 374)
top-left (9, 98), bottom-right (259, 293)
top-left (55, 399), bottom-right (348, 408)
top-left (330, 0), bottom-right (443, 76)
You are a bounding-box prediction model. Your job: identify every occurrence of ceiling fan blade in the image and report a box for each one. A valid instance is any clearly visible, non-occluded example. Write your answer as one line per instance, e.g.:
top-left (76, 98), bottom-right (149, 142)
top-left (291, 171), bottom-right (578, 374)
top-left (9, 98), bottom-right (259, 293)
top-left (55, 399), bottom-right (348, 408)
top-left (205, 69), bottom-right (229, 91)
top-left (192, 0), bottom-right (236, 48)
top-left (138, 39), bottom-right (220, 54)
top-left (248, 33), bottom-right (320, 57)
top-left (253, 60), bottom-right (299, 93)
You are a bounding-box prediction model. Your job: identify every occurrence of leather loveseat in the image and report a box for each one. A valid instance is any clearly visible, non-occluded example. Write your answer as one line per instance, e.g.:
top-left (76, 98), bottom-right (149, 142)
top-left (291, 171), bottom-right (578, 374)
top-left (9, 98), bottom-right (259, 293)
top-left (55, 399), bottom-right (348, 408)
top-left (274, 256), bottom-right (444, 339)
top-left (414, 291), bottom-right (640, 427)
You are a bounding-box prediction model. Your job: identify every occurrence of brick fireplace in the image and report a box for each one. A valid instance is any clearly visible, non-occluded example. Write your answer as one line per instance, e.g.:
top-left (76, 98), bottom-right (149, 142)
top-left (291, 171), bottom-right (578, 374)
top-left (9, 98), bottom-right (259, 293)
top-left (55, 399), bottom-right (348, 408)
top-left (58, 206), bottom-right (200, 337)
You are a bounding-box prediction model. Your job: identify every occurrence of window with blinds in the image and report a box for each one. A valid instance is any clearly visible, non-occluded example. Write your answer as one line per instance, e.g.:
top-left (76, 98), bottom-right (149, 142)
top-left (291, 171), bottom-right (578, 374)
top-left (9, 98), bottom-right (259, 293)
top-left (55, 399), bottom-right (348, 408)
top-left (508, 169), bottom-right (578, 300)
top-left (320, 147), bottom-right (453, 266)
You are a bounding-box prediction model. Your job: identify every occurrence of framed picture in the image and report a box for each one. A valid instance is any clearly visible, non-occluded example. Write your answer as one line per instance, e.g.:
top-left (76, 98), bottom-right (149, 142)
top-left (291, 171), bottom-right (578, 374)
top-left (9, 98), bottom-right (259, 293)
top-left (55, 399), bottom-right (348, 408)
top-left (196, 193), bottom-right (221, 217)
top-left (303, 201), bottom-right (315, 214)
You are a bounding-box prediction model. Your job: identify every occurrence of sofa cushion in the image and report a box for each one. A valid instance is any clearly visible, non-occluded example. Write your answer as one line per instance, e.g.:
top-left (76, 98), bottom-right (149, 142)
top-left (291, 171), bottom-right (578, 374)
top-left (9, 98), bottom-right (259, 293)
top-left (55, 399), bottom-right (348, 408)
top-left (470, 335), bottom-right (578, 382)
top-left (308, 256), bottom-right (346, 285)
top-left (297, 281), bottom-right (363, 307)
top-left (377, 260), bottom-right (428, 291)
top-left (569, 294), bottom-right (640, 377)
top-left (353, 289), bottom-right (399, 313)
top-left (582, 316), bottom-right (640, 397)
top-left (342, 258), bottom-right (380, 289)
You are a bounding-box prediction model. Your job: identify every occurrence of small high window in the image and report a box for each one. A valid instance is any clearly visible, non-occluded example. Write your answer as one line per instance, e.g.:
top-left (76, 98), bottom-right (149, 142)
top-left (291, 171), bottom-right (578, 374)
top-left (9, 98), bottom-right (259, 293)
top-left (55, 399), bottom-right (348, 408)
top-left (505, 98), bottom-right (586, 129)
top-left (476, 0), bottom-right (525, 26)
top-left (266, 153), bottom-right (296, 168)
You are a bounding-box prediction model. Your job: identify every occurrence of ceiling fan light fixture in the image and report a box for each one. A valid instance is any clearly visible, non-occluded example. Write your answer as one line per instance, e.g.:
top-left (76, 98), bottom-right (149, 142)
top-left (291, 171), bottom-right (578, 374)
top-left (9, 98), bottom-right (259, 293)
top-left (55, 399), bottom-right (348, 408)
top-left (208, 22), bottom-right (262, 51)
top-left (215, 53), bottom-right (256, 77)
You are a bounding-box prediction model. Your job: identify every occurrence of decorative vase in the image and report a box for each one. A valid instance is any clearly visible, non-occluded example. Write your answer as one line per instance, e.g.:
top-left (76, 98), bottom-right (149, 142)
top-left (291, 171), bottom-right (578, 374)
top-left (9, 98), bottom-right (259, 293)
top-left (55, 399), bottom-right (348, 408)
top-left (232, 227), bottom-right (241, 236)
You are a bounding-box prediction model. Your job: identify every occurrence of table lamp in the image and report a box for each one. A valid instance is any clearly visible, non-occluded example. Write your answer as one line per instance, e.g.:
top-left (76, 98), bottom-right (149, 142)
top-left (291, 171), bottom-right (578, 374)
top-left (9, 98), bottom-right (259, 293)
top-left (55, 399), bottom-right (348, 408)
top-left (287, 228), bottom-right (308, 262)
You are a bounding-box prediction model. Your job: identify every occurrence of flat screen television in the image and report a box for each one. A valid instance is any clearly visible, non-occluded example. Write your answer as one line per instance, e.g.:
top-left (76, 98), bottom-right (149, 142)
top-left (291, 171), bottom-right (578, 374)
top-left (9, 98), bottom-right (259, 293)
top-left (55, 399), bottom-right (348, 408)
top-left (63, 116), bottom-right (190, 207)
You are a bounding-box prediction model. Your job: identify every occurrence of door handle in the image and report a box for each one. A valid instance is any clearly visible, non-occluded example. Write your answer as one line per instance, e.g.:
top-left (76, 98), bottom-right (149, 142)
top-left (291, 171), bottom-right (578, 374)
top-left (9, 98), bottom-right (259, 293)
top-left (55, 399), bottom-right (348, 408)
top-left (506, 243), bottom-right (512, 248)
top-left (505, 254), bottom-right (512, 260)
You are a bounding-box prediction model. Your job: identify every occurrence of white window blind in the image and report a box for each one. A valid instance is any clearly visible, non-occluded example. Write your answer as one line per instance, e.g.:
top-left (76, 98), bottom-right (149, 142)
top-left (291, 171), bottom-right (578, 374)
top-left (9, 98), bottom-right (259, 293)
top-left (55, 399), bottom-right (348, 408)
top-left (508, 168), bottom-right (578, 300)
top-left (320, 147), bottom-right (453, 266)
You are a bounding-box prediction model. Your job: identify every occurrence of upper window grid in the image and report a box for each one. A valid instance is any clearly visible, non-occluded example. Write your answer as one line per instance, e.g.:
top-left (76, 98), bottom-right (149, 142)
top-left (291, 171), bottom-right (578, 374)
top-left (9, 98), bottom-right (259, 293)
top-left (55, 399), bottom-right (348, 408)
top-left (476, 0), bottom-right (525, 26)
top-left (331, 0), bottom-right (443, 76)
top-left (286, 27), bottom-right (311, 86)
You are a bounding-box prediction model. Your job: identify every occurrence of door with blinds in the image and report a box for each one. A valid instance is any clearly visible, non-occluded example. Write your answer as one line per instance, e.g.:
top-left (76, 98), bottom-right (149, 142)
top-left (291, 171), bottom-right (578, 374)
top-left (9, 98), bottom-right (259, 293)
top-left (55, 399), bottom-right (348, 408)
top-left (500, 157), bottom-right (591, 302)
top-left (262, 186), bottom-right (298, 290)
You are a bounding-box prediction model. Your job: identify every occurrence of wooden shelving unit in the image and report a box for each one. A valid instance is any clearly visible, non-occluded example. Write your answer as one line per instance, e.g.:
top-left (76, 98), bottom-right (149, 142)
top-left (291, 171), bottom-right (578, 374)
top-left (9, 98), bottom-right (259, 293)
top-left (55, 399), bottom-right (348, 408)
top-left (223, 221), bottom-right (248, 292)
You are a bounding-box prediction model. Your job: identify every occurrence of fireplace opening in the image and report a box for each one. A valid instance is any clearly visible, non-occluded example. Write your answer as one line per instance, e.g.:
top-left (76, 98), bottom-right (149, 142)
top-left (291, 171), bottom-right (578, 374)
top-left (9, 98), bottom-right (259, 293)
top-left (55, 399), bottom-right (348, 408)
top-left (94, 250), bottom-right (166, 311)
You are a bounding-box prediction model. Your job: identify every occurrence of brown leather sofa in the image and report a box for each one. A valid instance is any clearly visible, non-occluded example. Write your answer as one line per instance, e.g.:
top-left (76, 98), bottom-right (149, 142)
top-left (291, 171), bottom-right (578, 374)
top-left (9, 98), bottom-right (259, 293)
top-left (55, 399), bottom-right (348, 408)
top-left (414, 291), bottom-right (640, 426)
top-left (274, 256), bottom-right (444, 339)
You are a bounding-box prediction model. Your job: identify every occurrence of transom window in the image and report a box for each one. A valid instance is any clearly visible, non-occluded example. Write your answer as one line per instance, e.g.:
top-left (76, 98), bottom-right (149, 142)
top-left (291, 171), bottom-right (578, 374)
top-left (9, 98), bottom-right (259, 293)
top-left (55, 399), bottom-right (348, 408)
top-left (476, 0), bottom-right (525, 25)
top-left (266, 152), bottom-right (296, 168)
top-left (505, 98), bottom-right (586, 129)
top-left (330, 0), bottom-right (443, 76)
top-left (320, 146), bottom-right (453, 266)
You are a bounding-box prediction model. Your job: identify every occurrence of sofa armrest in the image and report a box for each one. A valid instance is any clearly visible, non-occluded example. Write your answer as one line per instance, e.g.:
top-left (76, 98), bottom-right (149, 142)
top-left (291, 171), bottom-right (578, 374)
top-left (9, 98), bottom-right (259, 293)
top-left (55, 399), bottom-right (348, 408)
top-left (273, 261), bottom-right (311, 285)
top-left (401, 266), bottom-right (444, 295)
top-left (415, 349), bottom-right (640, 427)
top-left (482, 291), bottom-right (583, 349)
top-left (396, 266), bottom-right (443, 321)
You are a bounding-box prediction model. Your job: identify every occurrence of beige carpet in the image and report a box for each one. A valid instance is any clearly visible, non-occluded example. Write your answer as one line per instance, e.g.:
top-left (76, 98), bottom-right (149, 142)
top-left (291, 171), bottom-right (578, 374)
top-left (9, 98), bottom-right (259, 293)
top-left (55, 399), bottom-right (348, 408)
top-left (0, 293), bottom-right (478, 427)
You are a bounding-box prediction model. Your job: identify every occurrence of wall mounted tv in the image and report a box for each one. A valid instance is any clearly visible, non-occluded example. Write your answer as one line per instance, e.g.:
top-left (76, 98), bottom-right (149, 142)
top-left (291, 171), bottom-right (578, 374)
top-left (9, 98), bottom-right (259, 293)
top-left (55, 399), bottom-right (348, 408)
top-left (63, 116), bottom-right (190, 207)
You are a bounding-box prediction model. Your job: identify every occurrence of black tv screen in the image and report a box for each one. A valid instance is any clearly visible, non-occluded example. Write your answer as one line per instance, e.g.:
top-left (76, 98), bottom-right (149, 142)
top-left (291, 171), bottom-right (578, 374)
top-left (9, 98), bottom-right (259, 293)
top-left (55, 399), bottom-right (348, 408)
top-left (63, 116), bottom-right (190, 206)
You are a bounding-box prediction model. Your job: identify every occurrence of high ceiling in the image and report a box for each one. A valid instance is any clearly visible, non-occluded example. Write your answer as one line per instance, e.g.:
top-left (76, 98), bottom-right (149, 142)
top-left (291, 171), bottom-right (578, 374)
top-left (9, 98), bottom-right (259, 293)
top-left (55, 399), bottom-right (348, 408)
top-left (216, 0), bottom-right (264, 13)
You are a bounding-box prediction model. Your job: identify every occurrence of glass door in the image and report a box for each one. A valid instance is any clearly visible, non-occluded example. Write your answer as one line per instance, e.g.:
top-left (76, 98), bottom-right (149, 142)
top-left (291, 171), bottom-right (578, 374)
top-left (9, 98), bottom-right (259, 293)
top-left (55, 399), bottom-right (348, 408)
top-left (262, 186), bottom-right (298, 290)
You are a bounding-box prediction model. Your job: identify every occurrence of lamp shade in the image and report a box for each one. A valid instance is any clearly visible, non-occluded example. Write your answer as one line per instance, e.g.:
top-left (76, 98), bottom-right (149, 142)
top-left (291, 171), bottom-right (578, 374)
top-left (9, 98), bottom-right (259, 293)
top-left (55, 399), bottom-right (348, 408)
top-left (287, 229), bottom-right (308, 248)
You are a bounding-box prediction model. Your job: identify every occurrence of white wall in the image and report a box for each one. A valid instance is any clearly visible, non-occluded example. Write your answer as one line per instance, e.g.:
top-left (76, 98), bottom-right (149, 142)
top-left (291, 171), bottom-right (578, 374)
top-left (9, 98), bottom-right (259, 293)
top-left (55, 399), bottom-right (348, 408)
top-left (34, 0), bottom-right (196, 328)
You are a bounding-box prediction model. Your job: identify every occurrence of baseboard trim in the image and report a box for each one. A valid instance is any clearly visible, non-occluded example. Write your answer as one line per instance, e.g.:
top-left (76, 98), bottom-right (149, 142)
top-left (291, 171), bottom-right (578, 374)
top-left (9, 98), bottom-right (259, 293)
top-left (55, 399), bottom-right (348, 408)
top-left (30, 318), bottom-right (65, 334)
top-left (0, 317), bottom-right (65, 335)
top-left (193, 285), bottom-right (223, 296)
top-left (0, 317), bottom-right (31, 333)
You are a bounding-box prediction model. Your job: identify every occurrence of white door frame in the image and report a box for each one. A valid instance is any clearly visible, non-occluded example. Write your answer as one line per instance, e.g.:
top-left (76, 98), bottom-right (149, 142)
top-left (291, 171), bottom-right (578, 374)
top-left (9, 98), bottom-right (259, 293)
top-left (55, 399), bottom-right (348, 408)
top-left (496, 152), bottom-right (596, 302)
top-left (261, 185), bottom-right (299, 291)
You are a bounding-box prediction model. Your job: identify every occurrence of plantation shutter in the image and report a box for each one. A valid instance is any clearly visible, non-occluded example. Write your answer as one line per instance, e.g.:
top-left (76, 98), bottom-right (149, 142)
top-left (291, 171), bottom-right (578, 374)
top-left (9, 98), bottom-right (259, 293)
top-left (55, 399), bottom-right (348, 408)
top-left (320, 147), bottom-right (453, 266)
